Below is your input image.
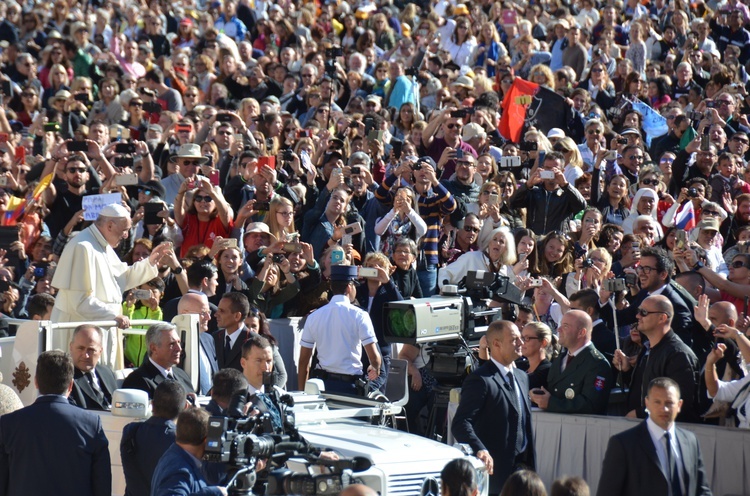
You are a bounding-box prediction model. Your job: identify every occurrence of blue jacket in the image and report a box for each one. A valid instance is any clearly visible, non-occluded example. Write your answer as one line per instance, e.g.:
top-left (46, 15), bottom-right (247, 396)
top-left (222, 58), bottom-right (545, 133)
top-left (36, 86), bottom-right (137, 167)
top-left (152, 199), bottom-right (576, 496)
top-left (151, 443), bottom-right (224, 496)
top-left (121, 417), bottom-right (177, 496)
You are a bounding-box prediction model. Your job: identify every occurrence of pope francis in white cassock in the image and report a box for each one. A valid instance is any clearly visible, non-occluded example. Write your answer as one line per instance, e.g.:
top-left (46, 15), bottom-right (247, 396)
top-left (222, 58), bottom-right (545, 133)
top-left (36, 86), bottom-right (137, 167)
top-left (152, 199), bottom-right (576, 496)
top-left (51, 204), bottom-right (172, 365)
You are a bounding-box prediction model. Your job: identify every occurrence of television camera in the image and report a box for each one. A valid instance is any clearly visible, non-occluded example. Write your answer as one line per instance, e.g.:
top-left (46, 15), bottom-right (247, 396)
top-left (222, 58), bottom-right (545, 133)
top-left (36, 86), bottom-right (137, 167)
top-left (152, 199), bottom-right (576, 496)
top-left (205, 374), bottom-right (371, 495)
top-left (383, 270), bottom-right (524, 347)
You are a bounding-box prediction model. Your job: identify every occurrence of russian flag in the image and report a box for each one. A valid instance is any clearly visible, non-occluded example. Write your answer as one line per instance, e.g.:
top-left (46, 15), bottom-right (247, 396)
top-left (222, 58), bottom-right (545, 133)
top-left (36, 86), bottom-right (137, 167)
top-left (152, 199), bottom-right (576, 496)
top-left (674, 202), bottom-right (696, 231)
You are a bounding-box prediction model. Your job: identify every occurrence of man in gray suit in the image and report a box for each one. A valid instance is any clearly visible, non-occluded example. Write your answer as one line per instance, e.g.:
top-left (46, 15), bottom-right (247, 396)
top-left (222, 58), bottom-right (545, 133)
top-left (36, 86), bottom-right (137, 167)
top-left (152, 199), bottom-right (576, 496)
top-left (597, 377), bottom-right (712, 496)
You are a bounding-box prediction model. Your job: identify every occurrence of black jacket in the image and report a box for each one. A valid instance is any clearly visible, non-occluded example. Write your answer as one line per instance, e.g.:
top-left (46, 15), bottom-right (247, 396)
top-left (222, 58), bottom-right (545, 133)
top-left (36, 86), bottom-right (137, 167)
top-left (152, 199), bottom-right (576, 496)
top-left (509, 183), bottom-right (587, 235)
top-left (637, 331), bottom-right (701, 423)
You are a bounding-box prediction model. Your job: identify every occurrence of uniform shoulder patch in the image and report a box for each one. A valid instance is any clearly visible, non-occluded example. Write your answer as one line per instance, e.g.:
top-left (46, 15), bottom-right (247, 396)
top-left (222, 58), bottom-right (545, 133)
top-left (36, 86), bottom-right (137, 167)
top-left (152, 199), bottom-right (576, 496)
top-left (594, 375), bottom-right (606, 391)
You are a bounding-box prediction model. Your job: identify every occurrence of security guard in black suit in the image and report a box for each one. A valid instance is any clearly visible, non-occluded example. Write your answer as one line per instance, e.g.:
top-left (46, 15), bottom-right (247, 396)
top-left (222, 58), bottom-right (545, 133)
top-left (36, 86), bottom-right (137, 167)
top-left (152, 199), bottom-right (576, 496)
top-left (68, 324), bottom-right (118, 411)
top-left (530, 310), bottom-right (613, 414)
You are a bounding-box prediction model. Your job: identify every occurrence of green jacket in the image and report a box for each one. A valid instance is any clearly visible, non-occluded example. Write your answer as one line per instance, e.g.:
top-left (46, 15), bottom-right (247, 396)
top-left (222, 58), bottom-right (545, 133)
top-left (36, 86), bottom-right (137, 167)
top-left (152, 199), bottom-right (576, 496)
top-left (545, 343), bottom-right (613, 415)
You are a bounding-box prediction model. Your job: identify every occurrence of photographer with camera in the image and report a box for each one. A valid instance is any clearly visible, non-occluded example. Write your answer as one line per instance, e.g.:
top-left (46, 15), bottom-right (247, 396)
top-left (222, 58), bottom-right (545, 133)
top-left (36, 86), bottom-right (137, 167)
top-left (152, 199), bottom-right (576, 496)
top-left (151, 407), bottom-right (227, 496)
top-left (509, 151), bottom-right (587, 235)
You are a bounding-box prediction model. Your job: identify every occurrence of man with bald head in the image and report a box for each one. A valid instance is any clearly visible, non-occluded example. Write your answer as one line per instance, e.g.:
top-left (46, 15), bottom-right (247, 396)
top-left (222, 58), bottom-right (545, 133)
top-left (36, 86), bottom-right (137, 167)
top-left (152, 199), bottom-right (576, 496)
top-left (530, 310), bottom-right (613, 414)
top-left (613, 295), bottom-right (701, 423)
top-left (178, 293), bottom-right (218, 395)
top-left (452, 320), bottom-right (535, 494)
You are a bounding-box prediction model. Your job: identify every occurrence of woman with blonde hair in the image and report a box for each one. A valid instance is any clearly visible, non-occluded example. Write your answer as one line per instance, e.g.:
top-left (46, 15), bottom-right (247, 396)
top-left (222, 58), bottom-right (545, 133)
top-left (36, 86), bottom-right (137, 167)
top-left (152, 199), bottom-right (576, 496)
top-left (371, 13), bottom-right (396, 51)
top-left (266, 197), bottom-right (297, 241)
top-left (520, 321), bottom-right (557, 389)
top-left (563, 245), bottom-right (612, 296)
top-left (473, 21), bottom-right (506, 78)
top-left (553, 137), bottom-right (585, 185)
top-left (529, 64), bottom-right (555, 88)
top-left (192, 54), bottom-right (216, 95)
top-left (438, 227), bottom-right (518, 289)
top-left (239, 97), bottom-right (261, 127)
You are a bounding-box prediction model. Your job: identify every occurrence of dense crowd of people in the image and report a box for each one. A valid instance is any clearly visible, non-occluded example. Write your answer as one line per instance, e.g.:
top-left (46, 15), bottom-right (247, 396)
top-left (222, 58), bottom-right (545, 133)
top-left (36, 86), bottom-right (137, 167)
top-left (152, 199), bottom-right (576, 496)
top-left (1, 0), bottom-right (750, 492)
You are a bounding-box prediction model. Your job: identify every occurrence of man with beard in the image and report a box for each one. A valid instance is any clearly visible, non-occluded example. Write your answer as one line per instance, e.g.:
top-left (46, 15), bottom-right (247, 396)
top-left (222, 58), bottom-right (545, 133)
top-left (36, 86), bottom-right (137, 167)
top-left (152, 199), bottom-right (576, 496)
top-left (42, 149), bottom-right (116, 239)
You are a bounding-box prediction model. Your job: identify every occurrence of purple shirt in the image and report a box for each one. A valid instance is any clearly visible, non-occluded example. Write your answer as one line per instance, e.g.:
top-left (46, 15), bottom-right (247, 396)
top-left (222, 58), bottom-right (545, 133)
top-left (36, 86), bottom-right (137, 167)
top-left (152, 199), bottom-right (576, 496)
top-left (426, 137), bottom-right (477, 179)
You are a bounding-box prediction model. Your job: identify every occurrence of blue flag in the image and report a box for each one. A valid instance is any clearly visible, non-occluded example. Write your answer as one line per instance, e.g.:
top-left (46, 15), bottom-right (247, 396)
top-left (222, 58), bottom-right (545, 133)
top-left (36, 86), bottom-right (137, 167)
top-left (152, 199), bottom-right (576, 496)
top-left (631, 100), bottom-right (669, 146)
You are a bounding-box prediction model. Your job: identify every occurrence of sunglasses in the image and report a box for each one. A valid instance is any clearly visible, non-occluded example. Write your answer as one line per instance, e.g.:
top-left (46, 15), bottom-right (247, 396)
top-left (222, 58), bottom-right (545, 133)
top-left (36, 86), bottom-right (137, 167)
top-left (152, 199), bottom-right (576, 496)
top-left (731, 260), bottom-right (750, 269)
top-left (660, 158), bottom-right (674, 164)
top-left (446, 123), bottom-right (462, 130)
top-left (636, 308), bottom-right (671, 318)
top-left (640, 178), bottom-right (659, 186)
top-left (182, 160), bottom-right (202, 166)
top-left (733, 137), bottom-right (749, 145)
top-left (138, 189), bottom-right (153, 195)
top-left (67, 167), bottom-right (87, 173)
top-left (628, 155), bottom-right (645, 161)
top-left (194, 195), bottom-right (213, 203)
top-left (702, 209), bottom-right (720, 216)
top-left (463, 226), bottom-right (481, 233)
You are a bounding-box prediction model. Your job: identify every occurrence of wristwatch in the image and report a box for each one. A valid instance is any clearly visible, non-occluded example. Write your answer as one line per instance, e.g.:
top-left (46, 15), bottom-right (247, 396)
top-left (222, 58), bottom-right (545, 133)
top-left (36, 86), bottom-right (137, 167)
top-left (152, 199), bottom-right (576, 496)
top-left (692, 260), bottom-right (705, 271)
top-left (172, 265), bottom-right (183, 275)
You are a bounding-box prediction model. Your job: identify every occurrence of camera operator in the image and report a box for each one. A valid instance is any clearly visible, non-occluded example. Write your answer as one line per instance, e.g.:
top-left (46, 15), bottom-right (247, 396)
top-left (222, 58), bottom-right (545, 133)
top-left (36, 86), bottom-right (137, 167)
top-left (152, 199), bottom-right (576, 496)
top-left (206, 368), bottom-right (248, 417)
top-left (151, 408), bottom-right (227, 496)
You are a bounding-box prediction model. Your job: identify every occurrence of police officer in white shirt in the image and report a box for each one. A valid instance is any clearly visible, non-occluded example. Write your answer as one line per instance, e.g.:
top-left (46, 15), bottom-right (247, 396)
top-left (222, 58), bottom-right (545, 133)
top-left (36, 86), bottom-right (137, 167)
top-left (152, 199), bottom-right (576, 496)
top-left (297, 265), bottom-right (382, 395)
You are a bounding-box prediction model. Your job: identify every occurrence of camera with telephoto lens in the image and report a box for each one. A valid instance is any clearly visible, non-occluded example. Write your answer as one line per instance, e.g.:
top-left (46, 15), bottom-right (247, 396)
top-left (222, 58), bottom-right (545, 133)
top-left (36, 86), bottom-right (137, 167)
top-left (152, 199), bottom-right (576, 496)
top-left (205, 374), bottom-right (371, 496)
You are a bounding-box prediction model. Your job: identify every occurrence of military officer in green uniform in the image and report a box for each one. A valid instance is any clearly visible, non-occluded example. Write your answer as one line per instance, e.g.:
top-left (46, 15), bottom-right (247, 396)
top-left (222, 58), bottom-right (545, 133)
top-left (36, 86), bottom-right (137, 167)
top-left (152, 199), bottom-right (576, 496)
top-left (529, 309), bottom-right (613, 414)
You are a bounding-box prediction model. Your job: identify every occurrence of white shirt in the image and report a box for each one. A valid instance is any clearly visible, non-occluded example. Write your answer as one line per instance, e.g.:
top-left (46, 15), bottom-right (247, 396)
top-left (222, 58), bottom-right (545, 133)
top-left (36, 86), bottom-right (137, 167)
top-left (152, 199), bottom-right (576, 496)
top-left (709, 373), bottom-right (750, 429)
top-left (149, 357), bottom-right (173, 379)
top-left (224, 324), bottom-right (246, 351)
top-left (646, 418), bottom-right (685, 493)
top-left (300, 294), bottom-right (378, 375)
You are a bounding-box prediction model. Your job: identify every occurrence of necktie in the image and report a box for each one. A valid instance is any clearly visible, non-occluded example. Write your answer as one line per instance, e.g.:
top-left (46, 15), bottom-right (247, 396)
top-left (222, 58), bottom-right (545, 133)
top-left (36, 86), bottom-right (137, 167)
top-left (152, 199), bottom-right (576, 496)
top-left (257, 392), bottom-right (283, 431)
top-left (166, 371), bottom-right (175, 381)
top-left (86, 372), bottom-right (109, 408)
top-left (665, 431), bottom-right (682, 496)
top-left (565, 353), bottom-right (575, 370)
top-left (506, 371), bottom-right (525, 453)
top-left (225, 334), bottom-right (232, 361)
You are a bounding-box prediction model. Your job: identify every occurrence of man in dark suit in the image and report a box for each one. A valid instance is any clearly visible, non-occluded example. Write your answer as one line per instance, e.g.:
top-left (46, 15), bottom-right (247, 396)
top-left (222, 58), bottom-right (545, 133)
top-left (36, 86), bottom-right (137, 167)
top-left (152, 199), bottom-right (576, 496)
top-left (121, 381), bottom-right (187, 496)
top-left (599, 247), bottom-right (696, 346)
top-left (569, 289), bottom-right (616, 362)
top-left (69, 324), bottom-right (118, 410)
top-left (151, 408), bottom-right (226, 496)
top-left (122, 323), bottom-right (195, 397)
top-left (596, 377), bottom-right (712, 496)
top-left (178, 293), bottom-right (219, 395)
top-left (0, 350), bottom-right (111, 496)
top-left (452, 320), bottom-right (535, 495)
top-left (213, 292), bottom-right (251, 372)
top-left (530, 309), bottom-right (613, 414)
